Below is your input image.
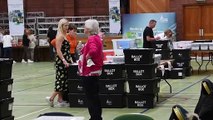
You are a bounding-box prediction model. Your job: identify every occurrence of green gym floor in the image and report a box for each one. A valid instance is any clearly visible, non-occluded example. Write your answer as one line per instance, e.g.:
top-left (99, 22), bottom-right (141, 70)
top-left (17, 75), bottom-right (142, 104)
top-left (12, 61), bottom-right (213, 120)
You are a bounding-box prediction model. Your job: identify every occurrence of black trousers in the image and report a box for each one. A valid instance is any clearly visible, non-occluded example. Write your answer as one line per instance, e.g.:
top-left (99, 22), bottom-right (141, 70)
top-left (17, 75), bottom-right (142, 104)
top-left (82, 76), bottom-right (102, 120)
top-left (22, 46), bottom-right (30, 61)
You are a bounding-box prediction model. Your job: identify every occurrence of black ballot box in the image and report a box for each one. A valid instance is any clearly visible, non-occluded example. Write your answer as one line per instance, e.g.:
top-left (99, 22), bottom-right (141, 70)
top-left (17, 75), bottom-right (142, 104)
top-left (172, 49), bottom-right (191, 60)
top-left (0, 98), bottom-right (14, 119)
top-left (0, 58), bottom-right (13, 80)
top-left (67, 79), bottom-right (84, 93)
top-left (100, 64), bottom-right (125, 79)
top-left (153, 40), bottom-right (169, 49)
top-left (127, 94), bottom-right (157, 108)
top-left (123, 48), bottom-right (155, 64)
top-left (100, 94), bottom-right (126, 108)
top-left (99, 79), bottom-right (125, 94)
top-left (128, 78), bottom-right (160, 94)
top-left (170, 68), bottom-right (186, 79)
top-left (68, 93), bottom-right (87, 107)
top-left (0, 79), bottom-right (13, 100)
top-left (172, 59), bottom-right (191, 68)
top-left (67, 64), bottom-right (80, 80)
top-left (155, 49), bottom-right (171, 60)
top-left (125, 64), bottom-right (157, 79)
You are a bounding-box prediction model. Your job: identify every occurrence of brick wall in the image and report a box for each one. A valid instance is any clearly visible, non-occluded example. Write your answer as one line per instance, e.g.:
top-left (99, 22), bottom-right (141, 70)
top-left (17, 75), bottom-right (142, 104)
top-left (0, 0), bottom-right (108, 16)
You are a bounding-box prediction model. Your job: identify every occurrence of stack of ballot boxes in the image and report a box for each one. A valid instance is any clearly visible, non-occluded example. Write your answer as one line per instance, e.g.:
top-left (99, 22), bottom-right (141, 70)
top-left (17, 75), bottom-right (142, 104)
top-left (99, 63), bottom-right (126, 108)
top-left (67, 63), bottom-right (126, 108)
top-left (154, 40), bottom-right (171, 79)
top-left (171, 49), bottom-right (192, 78)
top-left (153, 40), bottom-right (171, 60)
top-left (0, 58), bottom-right (14, 120)
top-left (124, 48), bottom-right (160, 108)
top-left (67, 64), bottom-right (87, 107)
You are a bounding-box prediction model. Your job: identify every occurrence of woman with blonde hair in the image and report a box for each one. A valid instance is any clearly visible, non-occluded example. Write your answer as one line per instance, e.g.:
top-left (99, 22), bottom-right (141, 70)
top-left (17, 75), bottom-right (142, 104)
top-left (78, 19), bottom-right (103, 120)
top-left (46, 18), bottom-right (72, 107)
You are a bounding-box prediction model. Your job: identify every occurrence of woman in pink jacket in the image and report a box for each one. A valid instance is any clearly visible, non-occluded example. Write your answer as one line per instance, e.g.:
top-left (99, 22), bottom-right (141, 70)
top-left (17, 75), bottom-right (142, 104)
top-left (78, 19), bottom-right (103, 120)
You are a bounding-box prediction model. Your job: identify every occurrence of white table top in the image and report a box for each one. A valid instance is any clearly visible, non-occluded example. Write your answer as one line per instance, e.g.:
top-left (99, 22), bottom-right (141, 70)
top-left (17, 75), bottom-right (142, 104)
top-left (34, 116), bottom-right (84, 120)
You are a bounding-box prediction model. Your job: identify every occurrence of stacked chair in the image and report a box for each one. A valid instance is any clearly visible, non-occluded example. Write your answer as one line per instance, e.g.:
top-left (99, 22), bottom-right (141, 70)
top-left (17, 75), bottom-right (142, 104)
top-left (0, 58), bottom-right (14, 120)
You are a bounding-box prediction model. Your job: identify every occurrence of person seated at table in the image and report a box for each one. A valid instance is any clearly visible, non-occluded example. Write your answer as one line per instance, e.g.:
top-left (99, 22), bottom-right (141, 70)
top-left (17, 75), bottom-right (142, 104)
top-left (164, 29), bottom-right (176, 42)
top-left (164, 29), bottom-right (176, 49)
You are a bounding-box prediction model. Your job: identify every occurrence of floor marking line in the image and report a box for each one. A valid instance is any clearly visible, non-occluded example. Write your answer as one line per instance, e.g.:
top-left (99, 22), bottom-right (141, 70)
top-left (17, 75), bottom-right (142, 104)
top-left (14, 73), bottom-right (54, 83)
top-left (15, 107), bottom-right (49, 120)
top-left (140, 75), bottom-right (210, 114)
top-left (13, 82), bottom-right (53, 93)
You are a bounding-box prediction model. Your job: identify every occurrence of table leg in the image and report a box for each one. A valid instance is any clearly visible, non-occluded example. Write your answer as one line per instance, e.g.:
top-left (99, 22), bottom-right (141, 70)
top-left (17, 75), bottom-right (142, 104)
top-left (162, 78), bottom-right (172, 93)
top-left (194, 53), bottom-right (202, 74)
top-left (210, 52), bottom-right (213, 65)
top-left (205, 52), bottom-right (211, 71)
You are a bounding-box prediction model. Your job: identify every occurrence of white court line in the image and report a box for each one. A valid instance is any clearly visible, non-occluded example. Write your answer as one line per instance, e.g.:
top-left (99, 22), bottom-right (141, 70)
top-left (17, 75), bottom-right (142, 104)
top-left (15, 107), bottom-right (49, 120)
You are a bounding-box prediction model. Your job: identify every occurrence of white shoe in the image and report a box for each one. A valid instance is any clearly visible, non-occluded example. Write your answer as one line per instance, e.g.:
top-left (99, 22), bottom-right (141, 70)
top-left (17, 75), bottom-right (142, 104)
top-left (55, 101), bottom-right (70, 107)
top-left (21, 59), bottom-right (27, 63)
top-left (45, 97), bottom-right (54, 107)
top-left (13, 61), bottom-right (16, 64)
top-left (27, 59), bottom-right (34, 63)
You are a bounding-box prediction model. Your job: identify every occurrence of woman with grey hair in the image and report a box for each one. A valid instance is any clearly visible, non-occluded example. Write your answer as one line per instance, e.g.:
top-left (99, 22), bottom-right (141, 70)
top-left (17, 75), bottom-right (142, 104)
top-left (78, 19), bottom-right (103, 120)
top-left (46, 18), bottom-right (72, 107)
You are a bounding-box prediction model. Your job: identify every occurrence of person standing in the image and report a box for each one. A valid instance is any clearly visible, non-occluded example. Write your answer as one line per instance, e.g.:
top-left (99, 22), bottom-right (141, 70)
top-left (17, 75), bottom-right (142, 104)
top-left (47, 26), bottom-right (57, 61)
top-left (21, 28), bottom-right (32, 63)
top-left (28, 29), bottom-right (37, 62)
top-left (78, 19), bottom-right (103, 120)
top-left (143, 19), bottom-right (160, 48)
top-left (66, 24), bottom-right (77, 63)
top-left (2, 30), bottom-right (13, 58)
top-left (46, 18), bottom-right (72, 107)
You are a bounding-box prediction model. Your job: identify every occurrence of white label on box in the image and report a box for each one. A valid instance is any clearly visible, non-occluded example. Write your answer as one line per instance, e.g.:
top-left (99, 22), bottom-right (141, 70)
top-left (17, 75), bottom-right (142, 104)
top-left (106, 100), bottom-right (112, 105)
top-left (78, 99), bottom-right (84, 105)
top-left (8, 103), bottom-right (13, 111)
top-left (8, 84), bottom-right (12, 92)
top-left (135, 101), bottom-right (146, 107)
top-left (131, 55), bottom-right (143, 61)
top-left (136, 85), bottom-right (146, 91)
top-left (178, 72), bottom-right (183, 76)
top-left (77, 85), bottom-right (83, 91)
top-left (106, 84), bottom-right (117, 91)
top-left (156, 44), bottom-right (163, 48)
top-left (104, 69), bottom-right (115, 75)
top-left (133, 70), bottom-right (144, 76)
